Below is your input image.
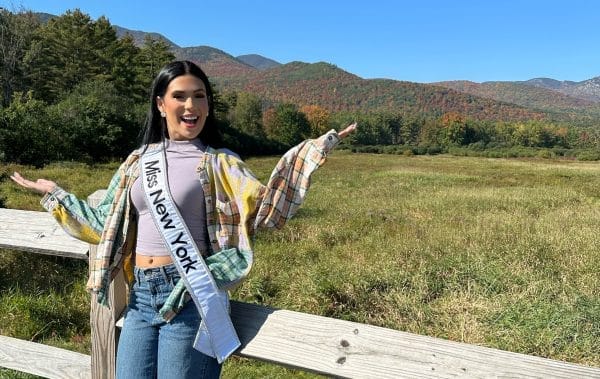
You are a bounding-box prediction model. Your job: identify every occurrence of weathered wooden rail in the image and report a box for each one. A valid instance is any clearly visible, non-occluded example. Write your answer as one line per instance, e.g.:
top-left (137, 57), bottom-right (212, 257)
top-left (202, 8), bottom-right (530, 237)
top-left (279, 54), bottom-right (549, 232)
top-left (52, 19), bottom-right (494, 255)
top-left (1, 190), bottom-right (600, 378)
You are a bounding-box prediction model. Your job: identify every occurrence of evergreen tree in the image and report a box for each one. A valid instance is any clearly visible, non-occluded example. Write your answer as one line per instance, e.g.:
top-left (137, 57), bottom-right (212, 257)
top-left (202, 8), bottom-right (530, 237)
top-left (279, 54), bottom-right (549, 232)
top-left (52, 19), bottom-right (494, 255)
top-left (135, 35), bottom-right (175, 98)
top-left (25, 9), bottom-right (141, 104)
top-left (27, 9), bottom-right (98, 102)
top-left (0, 9), bottom-right (40, 106)
top-left (110, 34), bottom-right (142, 99)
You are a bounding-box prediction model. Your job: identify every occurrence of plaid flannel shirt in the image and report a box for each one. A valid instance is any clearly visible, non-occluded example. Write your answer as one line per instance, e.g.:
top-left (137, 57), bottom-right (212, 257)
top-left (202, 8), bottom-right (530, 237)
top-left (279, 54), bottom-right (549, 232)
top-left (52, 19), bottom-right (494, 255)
top-left (41, 130), bottom-right (341, 314)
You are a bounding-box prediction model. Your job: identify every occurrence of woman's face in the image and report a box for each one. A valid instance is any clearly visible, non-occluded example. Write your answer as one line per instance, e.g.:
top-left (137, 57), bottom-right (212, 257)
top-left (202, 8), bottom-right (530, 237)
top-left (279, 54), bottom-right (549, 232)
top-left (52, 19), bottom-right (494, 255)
top-left (156, 74), bottom-right (209, 141)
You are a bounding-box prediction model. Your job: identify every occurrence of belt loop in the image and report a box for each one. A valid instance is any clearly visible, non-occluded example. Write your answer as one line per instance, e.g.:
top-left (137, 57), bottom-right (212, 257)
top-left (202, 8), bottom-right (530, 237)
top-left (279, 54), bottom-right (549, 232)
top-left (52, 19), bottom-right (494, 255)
top-left (159, 265), bottom-right (168, 283)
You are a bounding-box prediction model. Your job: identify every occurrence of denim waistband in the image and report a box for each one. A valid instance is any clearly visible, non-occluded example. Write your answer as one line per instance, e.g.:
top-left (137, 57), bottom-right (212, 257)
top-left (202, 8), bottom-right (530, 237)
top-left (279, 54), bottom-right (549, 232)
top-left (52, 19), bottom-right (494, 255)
top-left (134, 263), bottom-right (179, 283)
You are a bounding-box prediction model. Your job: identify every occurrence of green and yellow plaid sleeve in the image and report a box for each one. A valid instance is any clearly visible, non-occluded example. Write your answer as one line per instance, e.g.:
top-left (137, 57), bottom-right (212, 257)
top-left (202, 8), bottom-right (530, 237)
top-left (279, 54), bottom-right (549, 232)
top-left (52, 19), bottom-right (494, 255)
top-left (40, 166), bottom-right (122, 244)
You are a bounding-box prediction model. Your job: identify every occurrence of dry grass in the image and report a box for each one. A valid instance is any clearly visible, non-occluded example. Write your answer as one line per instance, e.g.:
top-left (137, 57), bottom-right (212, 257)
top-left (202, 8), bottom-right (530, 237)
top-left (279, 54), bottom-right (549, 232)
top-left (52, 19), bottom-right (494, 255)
top-left (237, 152), bottom-right (600, 368)
top-left (1, 152), bottom-right (599, 377)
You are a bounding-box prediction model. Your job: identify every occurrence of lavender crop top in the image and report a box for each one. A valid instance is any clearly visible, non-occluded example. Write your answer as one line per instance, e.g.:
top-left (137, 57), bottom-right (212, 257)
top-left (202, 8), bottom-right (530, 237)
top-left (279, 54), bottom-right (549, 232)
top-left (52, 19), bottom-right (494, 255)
top-left (130, 139), bottom-right (209, 256)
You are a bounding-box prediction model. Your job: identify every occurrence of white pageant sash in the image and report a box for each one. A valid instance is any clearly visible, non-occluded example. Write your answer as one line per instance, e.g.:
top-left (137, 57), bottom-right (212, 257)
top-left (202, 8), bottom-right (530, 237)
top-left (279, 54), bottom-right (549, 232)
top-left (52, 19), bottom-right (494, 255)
top-left (140, 147), bottom-right (240, 363)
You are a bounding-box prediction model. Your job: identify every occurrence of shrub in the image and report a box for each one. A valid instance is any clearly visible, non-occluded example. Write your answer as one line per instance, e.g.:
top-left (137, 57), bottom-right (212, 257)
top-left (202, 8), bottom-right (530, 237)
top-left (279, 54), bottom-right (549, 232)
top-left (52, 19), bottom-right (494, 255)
top-left (468, 141), bottom-right (487, 151)
top-left (536, 149), bottom-right (555, 159)
top-left (0, 93), bottom-right (64, 165)
top-left (382, 145), bottom-right (397, 154)
top-left (576, 150), bottom-right (600, 161)
top-left (426, 145), bottom-right (444, 155)
top-left (49, 80), bottom-right (142, 162)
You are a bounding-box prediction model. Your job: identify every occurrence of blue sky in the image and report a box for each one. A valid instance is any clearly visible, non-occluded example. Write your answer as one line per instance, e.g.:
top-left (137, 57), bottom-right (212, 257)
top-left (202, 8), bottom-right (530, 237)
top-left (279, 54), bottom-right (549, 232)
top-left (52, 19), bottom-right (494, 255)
top-left (4, 0), bottom-right (600, 83)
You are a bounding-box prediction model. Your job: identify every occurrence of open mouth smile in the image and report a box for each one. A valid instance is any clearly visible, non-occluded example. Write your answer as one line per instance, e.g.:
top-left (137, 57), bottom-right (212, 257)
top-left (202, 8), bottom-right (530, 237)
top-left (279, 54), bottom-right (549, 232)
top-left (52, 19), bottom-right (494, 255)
top-left (180, 115), bottom-right (199, 126)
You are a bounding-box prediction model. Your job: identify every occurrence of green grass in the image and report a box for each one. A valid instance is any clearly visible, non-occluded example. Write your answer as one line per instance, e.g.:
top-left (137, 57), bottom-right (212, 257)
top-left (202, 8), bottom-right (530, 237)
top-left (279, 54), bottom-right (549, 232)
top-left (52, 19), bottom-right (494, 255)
top-left (1, 152), bottom-right (599, 377)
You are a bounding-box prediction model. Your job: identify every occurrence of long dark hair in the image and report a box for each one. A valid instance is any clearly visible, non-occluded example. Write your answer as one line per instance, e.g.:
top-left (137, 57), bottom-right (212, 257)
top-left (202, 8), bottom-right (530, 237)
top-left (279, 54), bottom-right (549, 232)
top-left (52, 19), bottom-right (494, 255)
top-left (139, 60), bottom-right (222, 148)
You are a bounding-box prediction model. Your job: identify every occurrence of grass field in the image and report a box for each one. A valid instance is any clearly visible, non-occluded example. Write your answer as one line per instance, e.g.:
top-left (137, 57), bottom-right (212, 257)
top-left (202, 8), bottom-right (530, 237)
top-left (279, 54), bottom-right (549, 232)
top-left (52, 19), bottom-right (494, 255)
top-left (1, 151), bottom-right (599, 378)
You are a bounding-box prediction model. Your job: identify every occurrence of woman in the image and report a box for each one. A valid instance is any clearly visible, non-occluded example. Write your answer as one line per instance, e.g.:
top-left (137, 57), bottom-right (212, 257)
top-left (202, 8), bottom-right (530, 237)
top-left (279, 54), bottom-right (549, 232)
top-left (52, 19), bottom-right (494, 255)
top-left (11, 60), bottom-right (357, 378)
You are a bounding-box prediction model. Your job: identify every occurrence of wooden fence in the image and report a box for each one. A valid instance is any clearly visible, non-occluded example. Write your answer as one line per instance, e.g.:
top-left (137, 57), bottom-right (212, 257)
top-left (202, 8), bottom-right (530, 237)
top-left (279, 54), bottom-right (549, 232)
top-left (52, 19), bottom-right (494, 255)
top-left (1, 190), bottom-right (599, 378)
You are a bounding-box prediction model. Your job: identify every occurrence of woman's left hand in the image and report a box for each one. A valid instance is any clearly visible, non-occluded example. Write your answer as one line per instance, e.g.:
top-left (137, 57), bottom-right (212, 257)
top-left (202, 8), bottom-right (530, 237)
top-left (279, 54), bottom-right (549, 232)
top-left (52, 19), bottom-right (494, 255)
top-left (338, 122), bottom-right (358, 139)
top-left (10, 172), bottom-right (57, 195)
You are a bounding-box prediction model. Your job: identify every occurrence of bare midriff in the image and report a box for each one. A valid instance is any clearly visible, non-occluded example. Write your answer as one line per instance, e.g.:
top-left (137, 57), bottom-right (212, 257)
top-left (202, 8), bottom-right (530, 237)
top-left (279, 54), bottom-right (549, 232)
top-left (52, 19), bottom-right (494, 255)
top-left (135, 254), bottom-right (174, 268)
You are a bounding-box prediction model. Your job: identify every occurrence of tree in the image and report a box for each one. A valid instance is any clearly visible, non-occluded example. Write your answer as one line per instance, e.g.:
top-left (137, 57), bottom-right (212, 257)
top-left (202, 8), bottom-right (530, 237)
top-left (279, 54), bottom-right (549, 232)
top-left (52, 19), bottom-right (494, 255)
top-left (440, 112), bottom-right (468, 145)
top-left (264, 103), bottom-right (310, 147)
top-left (398, 116), bottom-right (424, 145)
top-left (492, 122), bottom-right (517, 146)
top-left (300, 104), bottom-right (331, 137)
top-left (213, 89), bottom-right (235, 121)
top-left (380, 112), bottom-right (403, 145)
top-left (0, 92), bottom-right (63, 164)
top-left (230, 92), bottom-right (265, 138)
top-left (0, 9), bottom-right (40, 106)
top-left (105, 32), bottom-right (140, 98)
top-left (135, 35), bottom-right (175, 98)
top-left (25, 9), bottom-right (143, 104)
top-left (262, 107), bottom-right (276, 136)
top-left (49, 79), bottom-right (142, 161)
top-left (27, 10), bottom-right (99, 101)
top-left (418, 119), bottom-right (443, 146)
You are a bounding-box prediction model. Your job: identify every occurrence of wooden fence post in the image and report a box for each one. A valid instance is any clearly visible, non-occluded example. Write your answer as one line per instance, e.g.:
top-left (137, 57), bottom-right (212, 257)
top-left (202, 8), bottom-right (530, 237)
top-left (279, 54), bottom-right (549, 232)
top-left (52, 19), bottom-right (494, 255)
top-left (88, 190), bottom-right (126, 379)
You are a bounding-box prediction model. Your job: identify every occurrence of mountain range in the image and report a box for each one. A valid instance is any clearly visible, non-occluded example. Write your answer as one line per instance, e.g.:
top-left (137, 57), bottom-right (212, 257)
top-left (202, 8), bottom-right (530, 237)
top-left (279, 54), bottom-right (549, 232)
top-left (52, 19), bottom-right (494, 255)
top-left (433, 79), bottom-right (600, 111)
top-left (40, 13), bottom-right (600, 126)
top-left (191, 47), bottom-right (600, 125)
top-left (175, 43), bottom-right (600, 124)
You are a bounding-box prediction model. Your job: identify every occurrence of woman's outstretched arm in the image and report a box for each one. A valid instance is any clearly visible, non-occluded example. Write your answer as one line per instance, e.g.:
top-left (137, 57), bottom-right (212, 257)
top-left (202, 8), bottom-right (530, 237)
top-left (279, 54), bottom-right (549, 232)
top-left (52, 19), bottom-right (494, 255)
top-left (10, 167), bottom-right (124, 244)
top-left (253, 122), bottom-right (357, 230)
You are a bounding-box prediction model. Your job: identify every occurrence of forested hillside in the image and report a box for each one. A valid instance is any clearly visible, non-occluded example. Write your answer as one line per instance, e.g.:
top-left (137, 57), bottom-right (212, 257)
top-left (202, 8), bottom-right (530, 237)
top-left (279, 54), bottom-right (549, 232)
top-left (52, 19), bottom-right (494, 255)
top-left (523, 77), bottom-right (600, 103)
top-left (435, 80), bottom-right (600, 120)
top-left (210, 61), bottom-right (547, 121)
top-left (2, 8), bottom-right (600, 166)
top-left (236, 54), bottom-right (281, 70)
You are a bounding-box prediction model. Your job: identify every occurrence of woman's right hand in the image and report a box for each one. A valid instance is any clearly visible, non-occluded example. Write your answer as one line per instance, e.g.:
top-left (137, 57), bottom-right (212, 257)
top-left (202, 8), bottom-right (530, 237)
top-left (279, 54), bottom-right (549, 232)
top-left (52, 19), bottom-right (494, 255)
top-left (10, 172), bottom-right (57, 195)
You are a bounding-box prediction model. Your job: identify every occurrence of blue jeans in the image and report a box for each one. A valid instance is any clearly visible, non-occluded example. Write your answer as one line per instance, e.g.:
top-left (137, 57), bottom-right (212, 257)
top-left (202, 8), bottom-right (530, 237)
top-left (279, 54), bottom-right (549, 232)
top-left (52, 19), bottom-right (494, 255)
top-left (116, 264), bottom-right (222, 379)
